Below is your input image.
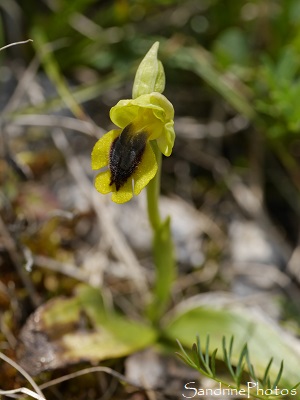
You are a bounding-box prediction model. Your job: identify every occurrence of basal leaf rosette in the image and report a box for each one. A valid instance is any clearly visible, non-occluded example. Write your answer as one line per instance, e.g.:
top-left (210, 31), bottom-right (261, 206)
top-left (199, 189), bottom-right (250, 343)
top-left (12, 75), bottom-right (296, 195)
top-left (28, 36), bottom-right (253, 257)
top-left (91, 92), bottom-right (175, 204)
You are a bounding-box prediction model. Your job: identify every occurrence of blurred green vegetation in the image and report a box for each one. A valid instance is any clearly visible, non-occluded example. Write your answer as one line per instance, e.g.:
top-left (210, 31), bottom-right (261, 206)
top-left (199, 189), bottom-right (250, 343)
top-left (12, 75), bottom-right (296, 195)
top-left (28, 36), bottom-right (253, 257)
top-left (3, 0), bottom-right (300, 142)
top-left (1, 1), bottom-right (299, 120)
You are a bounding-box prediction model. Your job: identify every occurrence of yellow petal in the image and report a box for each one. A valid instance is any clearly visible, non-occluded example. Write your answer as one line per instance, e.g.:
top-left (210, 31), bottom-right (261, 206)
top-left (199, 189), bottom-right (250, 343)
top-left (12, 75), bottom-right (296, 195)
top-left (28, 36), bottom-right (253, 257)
top-left (147, 119), bottom-right (164, 141)
top-left (94, 170), bottom-right (112, 194)
top-left (150, 92), bottom-right (174, 120)
top-left (133, 142), bottom-right (158, 195)
top-left (111, 179), bottom-right (133, 203)
top-left (94, 168), bottom-right (134, 203)
top-left (110, 94), bottom-right (161, 128)
top-left (91, 129), bottom-right (121, 170)
top-left (110, 93), bottom-right (174, 155)
top-left (156, 120), bottom-right (175, 156)
top-left (110, 101), bottom-right (140, 128)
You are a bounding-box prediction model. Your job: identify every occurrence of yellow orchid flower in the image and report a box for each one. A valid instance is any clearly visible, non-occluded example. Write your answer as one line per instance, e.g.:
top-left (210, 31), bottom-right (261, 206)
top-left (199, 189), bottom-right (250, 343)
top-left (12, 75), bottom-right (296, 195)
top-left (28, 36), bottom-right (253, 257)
top-left (91, 43), bottom-right (175, 204)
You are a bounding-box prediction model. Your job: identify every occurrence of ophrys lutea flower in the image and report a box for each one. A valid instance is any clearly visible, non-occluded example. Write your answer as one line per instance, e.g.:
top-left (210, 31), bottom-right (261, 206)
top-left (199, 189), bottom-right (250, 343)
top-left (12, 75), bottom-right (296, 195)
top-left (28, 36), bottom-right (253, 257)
top-left (91, 43), bottom-right (175, 204)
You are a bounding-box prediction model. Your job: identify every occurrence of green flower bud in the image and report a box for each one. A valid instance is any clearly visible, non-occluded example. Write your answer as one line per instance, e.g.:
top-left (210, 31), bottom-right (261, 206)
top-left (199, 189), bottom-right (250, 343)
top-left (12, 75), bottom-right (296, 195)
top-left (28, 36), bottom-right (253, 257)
top-left (132, 42), bottom-right (166, 99)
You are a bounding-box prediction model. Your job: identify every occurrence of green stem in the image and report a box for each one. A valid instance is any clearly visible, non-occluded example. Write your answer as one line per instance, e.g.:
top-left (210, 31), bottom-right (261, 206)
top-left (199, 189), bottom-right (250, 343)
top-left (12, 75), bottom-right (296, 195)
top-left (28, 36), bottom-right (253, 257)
top-left (146, 141), bottom-right (176, 324)
top-left (147, 141), bottom-right (162, 231)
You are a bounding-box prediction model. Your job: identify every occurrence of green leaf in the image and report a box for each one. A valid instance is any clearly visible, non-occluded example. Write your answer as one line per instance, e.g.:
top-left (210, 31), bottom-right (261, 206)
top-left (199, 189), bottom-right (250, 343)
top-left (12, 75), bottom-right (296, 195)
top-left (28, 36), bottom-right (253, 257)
top-left (204, 335), bottom-right (212, 374)
top-left (222, 336), bottom-right (235, 380)
top-left (272, 361), bottom-right (284, 390)
top-left (175, 339), bottom-right (198, 370)
top-left (236, 344), bottom-right (248, 387)
top-left (19, 285), bottom-right (156, 374)
top-left (262, 358), bottom-right (273, 387)
top-left (210, 348), bottom-right (218, 377)
top-left (163, 306), bottom-right (300, 387)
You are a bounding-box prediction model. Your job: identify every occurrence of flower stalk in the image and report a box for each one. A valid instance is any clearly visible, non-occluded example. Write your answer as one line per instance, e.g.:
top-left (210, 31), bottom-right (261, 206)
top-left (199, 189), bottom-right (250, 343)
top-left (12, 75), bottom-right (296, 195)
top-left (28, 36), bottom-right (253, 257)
top-left (146, 139), bottom-right (176, 324)
top-left (147, 141), bottom-right (162, 231)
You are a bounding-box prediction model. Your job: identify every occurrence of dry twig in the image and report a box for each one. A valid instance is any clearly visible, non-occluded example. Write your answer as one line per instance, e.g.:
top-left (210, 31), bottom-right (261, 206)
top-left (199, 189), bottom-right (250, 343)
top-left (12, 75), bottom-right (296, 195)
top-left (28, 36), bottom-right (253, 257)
top-left (0, 351), bottom-right (45, 400)
top-left (0, 39), bottom-right (33, 52)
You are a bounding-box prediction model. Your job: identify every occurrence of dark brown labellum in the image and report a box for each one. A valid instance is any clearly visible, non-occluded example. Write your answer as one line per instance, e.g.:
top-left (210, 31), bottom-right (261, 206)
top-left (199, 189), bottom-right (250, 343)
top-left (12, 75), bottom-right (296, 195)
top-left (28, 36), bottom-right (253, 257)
top-left (109, 124), bottom-right (147, 191)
